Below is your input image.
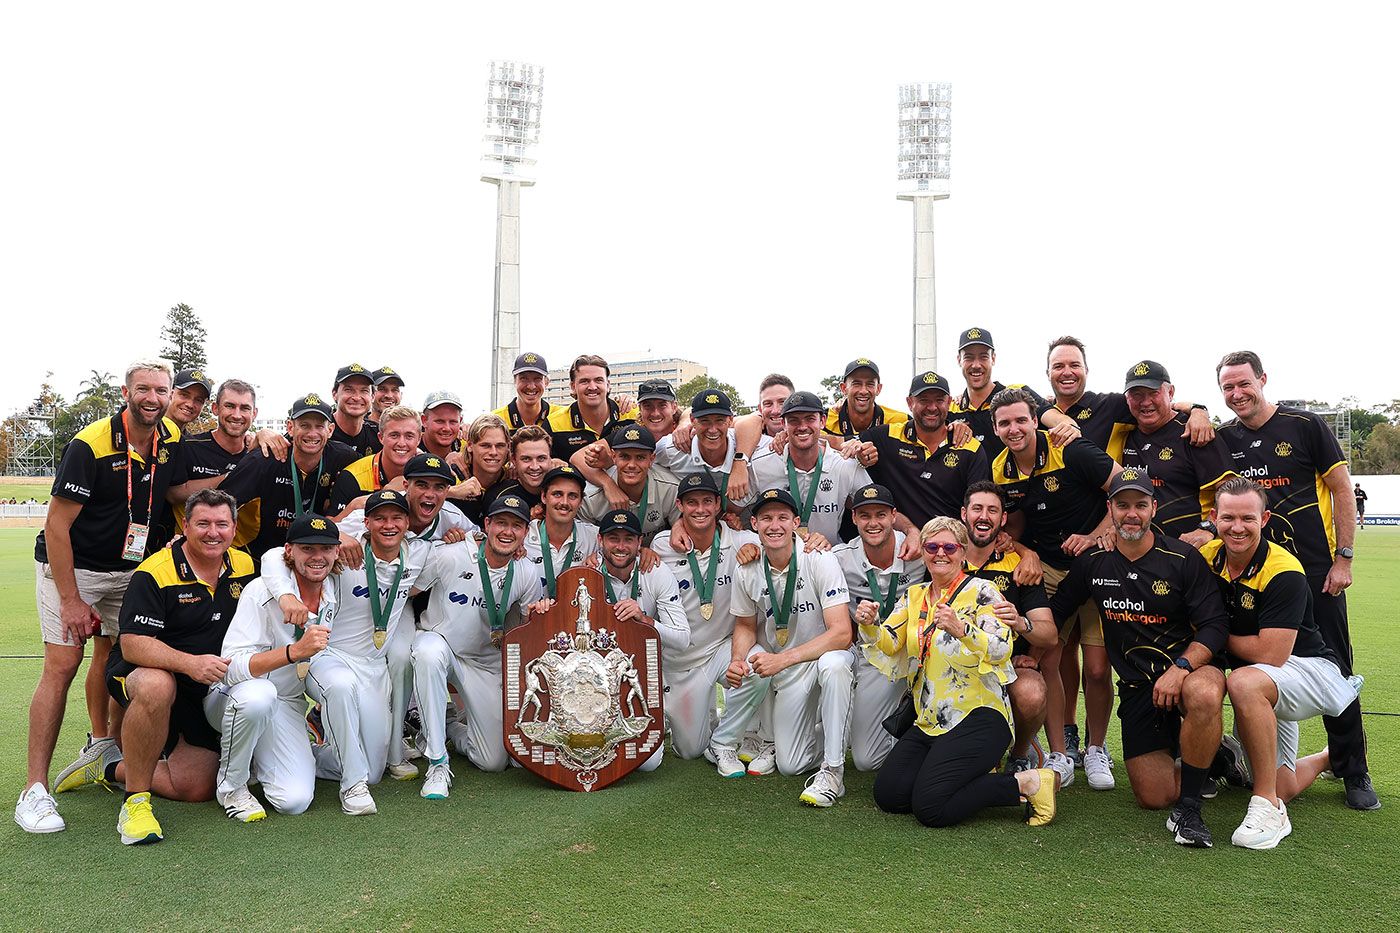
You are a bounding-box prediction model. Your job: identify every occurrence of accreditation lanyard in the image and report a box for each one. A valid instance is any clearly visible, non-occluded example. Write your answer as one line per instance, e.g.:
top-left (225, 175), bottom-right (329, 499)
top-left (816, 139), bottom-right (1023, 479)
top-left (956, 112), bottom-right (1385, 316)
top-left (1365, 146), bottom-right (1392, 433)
top-left (785, 454), bottom-right (824, 531)
top-left (364, 543), bottom-right (406, 650)
top-left (917, 571), bottom-right (972, 659)
top-left (685, 530), bottom-right (722, 620)
top-left (538, 521), bottom-right (577, 598)
top-left (477, 549), bottom-right (515, 634)
top-left (763, 551), bottom-right (800, 641)
top-left (604, 565), bottom-right (641, 604)
top-left (288, 456), bottom-right (324, 517)
top-left (121, 411), bottom-right (158, 561)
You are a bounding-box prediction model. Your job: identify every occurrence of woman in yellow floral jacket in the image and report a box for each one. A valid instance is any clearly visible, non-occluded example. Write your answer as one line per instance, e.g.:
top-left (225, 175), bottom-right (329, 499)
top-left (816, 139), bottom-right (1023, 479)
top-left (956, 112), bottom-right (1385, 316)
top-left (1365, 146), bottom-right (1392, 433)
top-left (863, 517), bottom-right (1057, 827)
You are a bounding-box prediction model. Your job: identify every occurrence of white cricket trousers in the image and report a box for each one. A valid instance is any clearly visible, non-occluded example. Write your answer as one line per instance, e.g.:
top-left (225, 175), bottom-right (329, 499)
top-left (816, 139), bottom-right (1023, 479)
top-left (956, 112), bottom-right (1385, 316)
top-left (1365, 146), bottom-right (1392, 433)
top-left (712, 647), bottom-right (853, 773)
top-left (849, 648), bottom-right (907, 771)
top-left (411, 630), bottom-right (508, 772)
top-left (306, 650), bottom-right (392, 791)
top-left (204, 679), bottom-right (315, 814)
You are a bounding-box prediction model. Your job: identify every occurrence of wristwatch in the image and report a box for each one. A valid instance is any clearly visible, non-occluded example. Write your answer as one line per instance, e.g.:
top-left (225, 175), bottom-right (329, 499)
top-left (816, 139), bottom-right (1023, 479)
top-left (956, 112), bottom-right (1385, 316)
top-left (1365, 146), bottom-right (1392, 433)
top-left (1337, 546), bottom-right (1354, 559)
top-left (1190, 403), bottom-right (1208, 412)
top-left (1173, 656), bottom-right (1194, 672)
top-left (732, 452), bottom-right (746, 463)
top-left (1199, 520), bottom-right (1218, 537)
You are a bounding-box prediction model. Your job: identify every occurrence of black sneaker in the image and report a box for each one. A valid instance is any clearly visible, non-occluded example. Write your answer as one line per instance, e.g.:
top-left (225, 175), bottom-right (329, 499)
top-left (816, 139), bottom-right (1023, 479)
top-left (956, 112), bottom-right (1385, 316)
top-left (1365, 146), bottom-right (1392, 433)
top-left (1166, 801), bottom-right (1213, 848)
top-left (404, 707), bottom-right (424, 744)
top-left (1199, 777), bottom-right (1219, 800)
top-left (1064, 724), bottom-right (1084, 769)
top-left (1344, 774), bottom-right (1381, 811)
top-left (1215, 735), bottom-right (1252, 789)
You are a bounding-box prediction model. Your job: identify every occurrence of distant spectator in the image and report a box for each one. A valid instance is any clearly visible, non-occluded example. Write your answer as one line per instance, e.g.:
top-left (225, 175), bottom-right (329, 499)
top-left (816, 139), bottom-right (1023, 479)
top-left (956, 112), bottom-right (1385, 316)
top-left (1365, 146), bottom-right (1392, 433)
top-left (1354, 483), bottom-right (1367, 526)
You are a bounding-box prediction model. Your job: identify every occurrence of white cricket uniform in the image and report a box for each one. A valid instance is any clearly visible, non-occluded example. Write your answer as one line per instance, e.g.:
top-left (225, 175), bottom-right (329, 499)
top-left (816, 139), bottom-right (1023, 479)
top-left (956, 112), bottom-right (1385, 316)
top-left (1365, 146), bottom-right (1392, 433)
top-left (650, 524), bottom-right (760, 758)
top-left (712, 544), bottom-right (853, 774)
top-left (735, 446), bottom-right (871, 544)
top-left (654, 431), bottom-right (737, 486)
top-left (524, 519), bottom-right (599, 597)
top-left (415, 539), bottom-right (542, 769)
top-left (262, 533), bottom-right (439, 790)
top-left (205, 576), bottom-right (336, 814)
top-left (579, 466), bottom-right (682, 545)
top-left (832, 532), bottom-right (925, 770)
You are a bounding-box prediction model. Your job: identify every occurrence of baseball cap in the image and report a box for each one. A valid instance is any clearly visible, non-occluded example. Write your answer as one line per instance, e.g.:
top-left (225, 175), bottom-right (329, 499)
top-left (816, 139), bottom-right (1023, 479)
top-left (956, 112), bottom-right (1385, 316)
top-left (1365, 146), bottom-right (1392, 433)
top-left (597, 508), bottom-right (643, 537)
top-left (609, 424), bottom-right (656, 452)
top-left (512, 352), bottom-right (548, 376)
top-left (173, 369), bottom-right (213, 395)
top-left (422, 390), bottom-right (463, 412)
top-left (1124, 360), bottom-right (1171, 391)
top-left (288, 393), bottom-right (334, 420)
top-left (1107, 467), bottom-right (1155, 499)
top-left (677, 472), bottom-right (722, 500)
top-left (486, 492), bottom-right (532, 522)
top-left (850, 483), bottom-right (896, 510)
top-left (754, 487), bottom-right (800, 515)
top-left (365, 489), bottom-right (410, 514)
top-left (286, 513), bottom-right (341, 546)
top-left (908, 371), bottom-right (952, 397)
top-left (334, 363), bottom-right (373, 387)
top-left (843, 358), bottom-right (881, 380)
top-left (542, 464), bottom-right (587, 493)
top-left (404, 453), bottom-right (455, 483)
top-left (957, 327), bottom-right (995, 352)
top-left (782, 391), bottom-right (826, 417)
top-left (690, 389), bottom-right (733, 418)
top-left (372, 366), bottom-right (404, 387)
top-left (637, 380), bottom-right (677, 403)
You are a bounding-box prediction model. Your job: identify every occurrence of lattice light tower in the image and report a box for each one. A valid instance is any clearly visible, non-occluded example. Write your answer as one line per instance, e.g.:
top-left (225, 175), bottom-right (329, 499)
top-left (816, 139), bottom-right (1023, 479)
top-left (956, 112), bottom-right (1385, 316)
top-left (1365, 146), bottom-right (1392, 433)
top-left (3, 404), bottom-right (56, 476)
top-left (482, 61), bottom-right (544, 409)
top-left (897, 82), bottom-right (952, 373)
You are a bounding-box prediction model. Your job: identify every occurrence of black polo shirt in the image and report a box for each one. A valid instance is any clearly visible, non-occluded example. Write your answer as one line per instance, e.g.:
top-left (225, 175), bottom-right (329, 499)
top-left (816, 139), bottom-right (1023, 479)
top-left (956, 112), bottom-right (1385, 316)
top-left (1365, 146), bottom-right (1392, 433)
top-left (171, 429), bottom-right (248, 527)
top-left (109, 541), bottom-right (256, 692)
top-left (1050, 536), bottom-right (1229, 686)
top-left (35, 411), bottom-right (184, 572)
top-left (968, 550), bottom-right (1048, 652)
top-left (825, 402), bottom-right (906, 440)
top-left (545, 400), bottom-right (640, 461)
top-left (219, 441), bottom-right (358, 568)
top-left (493, 399), bottom-right (553, 431)
top-left (948, 381), bottom-right (1050, 461)
top-left (1055, 390), bottom-right (1134, 461)
top-left (858, 421), bottom-right (989, 529)
top-left (330, 452), bottom-right (393, 514)
top-left (331, 418), bottom-right (381, 457)
top-left (1122, 413), bottom-right (1236, 539)
top-left (1216, 406), bottom-right (1347, 579)
top-left (993, 433), bottom-right (1116, 570)
top-left (1201, 539), bottom-right (1334, 667)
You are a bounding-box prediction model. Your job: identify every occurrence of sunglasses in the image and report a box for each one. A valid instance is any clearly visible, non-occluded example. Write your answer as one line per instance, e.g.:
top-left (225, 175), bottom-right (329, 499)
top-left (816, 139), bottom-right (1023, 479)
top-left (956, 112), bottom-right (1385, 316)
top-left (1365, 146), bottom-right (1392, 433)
top-left (923, 541), bottom-right (963, 556)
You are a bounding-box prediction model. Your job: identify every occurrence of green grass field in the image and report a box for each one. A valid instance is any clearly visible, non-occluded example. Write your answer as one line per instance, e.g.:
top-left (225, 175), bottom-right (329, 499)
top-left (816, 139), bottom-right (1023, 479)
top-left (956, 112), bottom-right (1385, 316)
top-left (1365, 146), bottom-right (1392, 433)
top-left (0, 479), bottom-right (49, 503)
top-left (1, 527), bottom-right (1396, 931)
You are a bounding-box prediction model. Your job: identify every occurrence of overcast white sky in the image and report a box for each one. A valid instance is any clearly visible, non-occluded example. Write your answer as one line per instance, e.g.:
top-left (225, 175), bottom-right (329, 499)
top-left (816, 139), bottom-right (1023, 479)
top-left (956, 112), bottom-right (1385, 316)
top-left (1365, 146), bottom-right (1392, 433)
top-left (2, 2), bottom-right (1397, 421)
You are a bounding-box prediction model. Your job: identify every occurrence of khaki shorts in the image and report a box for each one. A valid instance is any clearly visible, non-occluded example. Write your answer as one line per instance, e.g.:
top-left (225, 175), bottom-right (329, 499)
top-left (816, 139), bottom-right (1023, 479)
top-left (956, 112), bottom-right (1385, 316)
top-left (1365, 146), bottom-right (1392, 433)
top-left (36, 561), bottom-right (130, 646)
top-left (1042, 563), bottom-right (1104, 648)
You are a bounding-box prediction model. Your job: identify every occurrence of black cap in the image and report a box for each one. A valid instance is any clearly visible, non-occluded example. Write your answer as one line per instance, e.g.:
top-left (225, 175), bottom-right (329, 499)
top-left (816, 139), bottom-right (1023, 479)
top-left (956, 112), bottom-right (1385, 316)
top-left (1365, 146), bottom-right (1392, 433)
top-left (288, 393), bottom-right (334, 420)
top-left (677, 472), bottom-right (722, 500)
top-left (908, 371), bottom-right (952, 397)
top-left (486, 492), bottom-right (532, 522)
top-left (597, 508), bottom-right (643, 537)
top-left (850, 483), bottom-right (895, 510)
top-left (608, 424), bottom-right (656, 451)
top-left (173, 369), bottom-right (213, 395)
top-left (372, 366), bottom-right (404, 387)
top-left (782, 391), bottom-right (826, 417)
top-left (957, 327), bottom-right (994, 352)
top-left (1107, 467), bottom-right (1155, 499)
top-left (754, 487), bottom-right (800, 515)
top-left (690, 389), bottom-right (733, 418)
top-left (404, 453), bottom-right (455, 483)
top-left (286, 513), bottom-right (340, 546)
top-left (335, 363), bottom-right (373, 387)
top-left (542, 464), bottom-right (587, 493)
top-left (636, 380), bottom-right (676, 403)
top-left (1124, 360), bottom-right (1171, 391)
top-left (512, 352), bottom-right (548, 376)
top-left (842, 358), bottom-right (881, 380)
top-left (365, 489), bottom-right (410, 514)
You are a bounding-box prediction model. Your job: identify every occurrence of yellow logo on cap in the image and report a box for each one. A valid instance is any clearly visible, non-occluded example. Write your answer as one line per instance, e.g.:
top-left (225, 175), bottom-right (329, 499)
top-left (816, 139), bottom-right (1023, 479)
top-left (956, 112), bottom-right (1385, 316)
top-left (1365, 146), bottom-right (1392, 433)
top-left (705, 393), bottom-right (719, 404)
top-left (381, 367), bottom-right (395, 375)
top-left (1152, 580), bottom-right (1170, 596)
top-left (625, 428), bottom-right (641, 440)
top-left (1241, 591), bottom-right (1255, 610)
top-left (504, 496), bottom-right (521, 507)
top-left (524, 354), bottom-right (538, 363)
top-left (229, 582), bottom-right (242, 598)
top-left (923, 372), bottom-right (938, 385)
top-left (857, 358), bottom-right (871, 366)
top-left (763, 490), bottom-right (778, 499)
top-left (560, 465), bottom-right (574, 473)
top-left (305, 394), bottom-right (322, 405)
top-left (862, 488), bottom-right (878, 499)
top-left (191, 371), bottom-right (204, 381)
top-left (1043, 476), bottom-right (1060, 493)
top-left (1121, 468), bottom-right (1141, 481)
top-left (311, 518), bottom-right (328, 530)
top-left (1275, 442), bottom-right (1292, 457)
top-left (1158, 447), bottom-right (1174, 461)
top-left (613, 513), bottom-right (628, 523)
top-left (350, 364), bottom-right (365, 372)
top-left (426, 457), bottom-right (442, 468)
top-left (966, 328), bottom-right (982, 339)
top-left (1133, 363), bottom-right (1150, 377)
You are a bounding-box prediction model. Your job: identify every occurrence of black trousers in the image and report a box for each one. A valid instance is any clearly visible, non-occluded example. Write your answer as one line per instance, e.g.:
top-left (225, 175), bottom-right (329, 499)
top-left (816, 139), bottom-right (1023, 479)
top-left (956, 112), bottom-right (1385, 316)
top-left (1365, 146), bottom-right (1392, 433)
top-left (873, 707), bottom-right (1020, 827)
top-left (1311, 577), bottom-right (1369, 777)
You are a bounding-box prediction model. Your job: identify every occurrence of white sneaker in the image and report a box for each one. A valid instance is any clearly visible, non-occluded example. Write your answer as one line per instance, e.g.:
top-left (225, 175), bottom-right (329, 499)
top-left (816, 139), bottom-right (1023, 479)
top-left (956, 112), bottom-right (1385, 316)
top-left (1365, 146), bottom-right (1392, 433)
top-left (746, 743), bottom-right (777, 776)
top-left (1231, 795), bottom-right (1292, 850)
top-left (799, 766), bottom-right (846, 808)
top-left (340, 780), bottom-right (377, 815)
top-left (387, 760), bottom-right (420, 781)
top-left (401, 738), bottom-right (423, 762)
top-left (711, 744), bottom-right (745, 779)
top-left (14, 783), bottom-right (65, 834)
top-left (1046, 752), bottom-right (1075, 790)
top-left (1084, 744), bottom-right (1115, 790)
top-left (217, 786), bottom-right (267, 823)
top-left (422, 762), bottom-right (453, 800)
top-left (737, 732), bottom-right (762, 764)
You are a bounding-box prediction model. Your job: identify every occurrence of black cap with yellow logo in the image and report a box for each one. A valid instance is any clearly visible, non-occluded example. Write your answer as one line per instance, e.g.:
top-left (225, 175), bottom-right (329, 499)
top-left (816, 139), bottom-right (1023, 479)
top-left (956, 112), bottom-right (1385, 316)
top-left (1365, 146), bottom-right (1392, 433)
top-left (542, 464), bottom-right (587, 493)
top-left (286, 513), bottom-right (341, 545)
top-left (677, 472), bottom-right (722, 500)
top-left (608, 425), bottom-right (656, 452)
top-left (404, 453), bottom-right (455, 483)
top-left (372, 366), bottom-right (404, 387)
top-left (597, 508), bottom-right (643, 537)
top-left (1124, 360), bottom-right (1171, 391)
top-left (843, 358), bottom-right (881, 380)
top-left (173, 369), bottom-right (213, 395)
top-left (754, 487), bottom-right (800, 515)
top-left (850, 483), bottom-right (895, 510)
top-left (782, 391), bottom-right (826, 416)
top-left (366, 489), bottom-right (410, 514)
top-left (335, 363), bottom-right (372, 387)
top-left (486, 493), bottom-right (532, 522)
top-left (513, 352), bottom-right (548, 376)
top-left (957, 327), bottom-right (994, 351)
top-left (1107, 467), bottom-right (1155, 499)
top-left (289, 393), bottom-right (334, 420)
top-left (690, 389), bottom-right (733, 418)
top-left (908, 371), bottom-right (951, 397)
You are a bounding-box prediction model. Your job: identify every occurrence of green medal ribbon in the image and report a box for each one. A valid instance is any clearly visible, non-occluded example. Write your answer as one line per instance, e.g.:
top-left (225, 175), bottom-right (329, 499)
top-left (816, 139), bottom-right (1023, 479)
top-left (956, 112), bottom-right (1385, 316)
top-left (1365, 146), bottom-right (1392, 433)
top-left (538, 521), bottom-right (578, 598)
top-left (477, 548), bottom-right (515, 633)
top-left (785, 453), bottom-right (824, 528)
top-left (704, 466), bottom-right (730, 508)
top-left (685, 530), bottom-right (722, 618)
top-left (763, 552), bottom-right (800, 638)
top-left (605, 565), bottom-right (642, 604)
top-left (865, 568), bottom-right (900, 621)
top-left (364, 543), bottom-right (406, 649)
top-left (632, 481), bottom-right (650, 530)
top-left (288, 456), bottom-right (324, 517)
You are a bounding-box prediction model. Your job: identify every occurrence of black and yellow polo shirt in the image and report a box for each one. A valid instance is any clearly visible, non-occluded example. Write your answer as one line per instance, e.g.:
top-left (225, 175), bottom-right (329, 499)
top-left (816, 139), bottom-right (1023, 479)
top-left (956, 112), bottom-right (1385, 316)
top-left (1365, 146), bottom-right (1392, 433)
top-left (948, 381), bottom-right (1050, 460)
top-left (1216, 406), bottom-right (1348, 579)
top-left (170, 429), bottom-right (247, 531)
top-left (546, 399), bottom-right (640, 461)
top-left (1056, 390), bottom-right (1134, 462)
top-left (493, 399), bottom-right (553, 431)
top-left (858, 421), bottom-right (989, 529)
top-left (967, 550), bottom-right (1049, 651)
top-left (1201, 538), bottom-right (1334, 669)
top-left (35, 411), bottom-right (184, 572)
top-left (824, 402), bottom-right (907, 440)
top-left (993, 433), bottom-right (1115, 569)
top-left (332, 418), bottom-right (381, 456)
top-left (108, 540), bottom-right (256, 691)
top-left (330, 452), bottom-right (394, 514)
top-left (1122, 414), bottom-right (1236, 539)
top-left (219, 440), bottom-right (358, 569)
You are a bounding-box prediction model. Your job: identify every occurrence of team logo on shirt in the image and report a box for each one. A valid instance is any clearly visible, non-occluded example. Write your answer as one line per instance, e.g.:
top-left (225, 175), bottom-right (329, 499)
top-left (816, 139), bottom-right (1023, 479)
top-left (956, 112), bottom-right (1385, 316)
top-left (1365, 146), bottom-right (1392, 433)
top-left (943, 452), bottom-right (959, 468)
top-left (1151, 580), bottom-right (1170, 596)
top-left (819, 478), bottom-right (834, 492)
top-left (1077, 408), bottom-right (1092, 420)
top-left (1133, 363), bottom-right (1150, 377)
top-left (993, 573), bottom-right (1012, 592)
top-left (1275, 442), bottom-right (1292, 457)
top-left (320, 474), bottom-right (331, 486)
top-left (158, 448), bottom-right (170, 464)
top-left (229, 582), bottom-right (243, 598)
top-left (1042, 476), bottom-right (1060, 493)
top-left (1240, 591), bottom-right (1255, 609)
top-left (1158, 447), bottom-right (1174, 461)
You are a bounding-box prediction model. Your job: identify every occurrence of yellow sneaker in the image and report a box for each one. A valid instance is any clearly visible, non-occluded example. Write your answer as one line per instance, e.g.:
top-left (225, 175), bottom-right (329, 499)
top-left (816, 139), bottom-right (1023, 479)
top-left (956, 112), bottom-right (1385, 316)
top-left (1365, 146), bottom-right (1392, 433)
top-left (1025, 768), bottom-right (1057, 827)
top-left (117, 793), bottom-right (163, 845)
top-left (54, 736), bottom-right (120, 794)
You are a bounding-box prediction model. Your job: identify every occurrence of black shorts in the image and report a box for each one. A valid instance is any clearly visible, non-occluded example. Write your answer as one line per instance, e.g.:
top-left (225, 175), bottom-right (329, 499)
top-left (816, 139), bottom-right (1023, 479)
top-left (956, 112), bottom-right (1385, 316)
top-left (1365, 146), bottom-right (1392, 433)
top-left (107, 659), bottom-right (220, 756)
top-left (1116, 682), bottom-right (1181, 761)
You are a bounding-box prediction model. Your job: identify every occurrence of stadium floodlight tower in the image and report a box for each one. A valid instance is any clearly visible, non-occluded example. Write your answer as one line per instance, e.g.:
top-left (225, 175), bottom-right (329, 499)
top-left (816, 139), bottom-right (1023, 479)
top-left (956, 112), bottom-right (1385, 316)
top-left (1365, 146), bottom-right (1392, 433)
top-left (482, 60), bottom-right (544, 409)
top-left (897, 82), bottom-right (952, 373)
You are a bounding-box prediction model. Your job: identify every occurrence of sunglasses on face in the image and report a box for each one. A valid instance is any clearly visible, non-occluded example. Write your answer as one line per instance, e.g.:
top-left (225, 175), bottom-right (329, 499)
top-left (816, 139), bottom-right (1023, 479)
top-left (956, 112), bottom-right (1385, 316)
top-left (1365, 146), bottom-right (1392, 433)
top-left (923, 541), bottom-right (963, 556)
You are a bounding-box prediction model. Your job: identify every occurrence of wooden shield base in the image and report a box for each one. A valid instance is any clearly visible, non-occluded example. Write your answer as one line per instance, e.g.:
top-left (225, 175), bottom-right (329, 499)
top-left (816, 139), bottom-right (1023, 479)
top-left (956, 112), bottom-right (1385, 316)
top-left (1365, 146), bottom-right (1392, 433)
top-left (502, 566), bottom-right (665, 791)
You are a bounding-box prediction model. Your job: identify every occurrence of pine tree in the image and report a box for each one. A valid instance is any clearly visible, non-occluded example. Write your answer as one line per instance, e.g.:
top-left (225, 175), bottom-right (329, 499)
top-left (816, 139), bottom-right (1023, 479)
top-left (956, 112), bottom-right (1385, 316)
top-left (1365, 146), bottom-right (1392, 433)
top-left (159, 302), bottom-right (209, 372)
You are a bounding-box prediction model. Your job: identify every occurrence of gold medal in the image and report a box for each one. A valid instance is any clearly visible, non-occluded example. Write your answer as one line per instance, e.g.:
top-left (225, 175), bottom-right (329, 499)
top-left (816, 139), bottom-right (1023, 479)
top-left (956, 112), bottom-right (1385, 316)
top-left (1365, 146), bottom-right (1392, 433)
top-left (797, 526), bottom-right (808, 539)
top-left (295, 660), bottom-right (310, 680)
top-left (373, 630), bottom-right (387, 650)
top-left (490, 631), bottom-right (503, 648)
top-left (776, 629), bottom-right (789, 647)
top-left (700, 602), bottom-right (714, 620)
